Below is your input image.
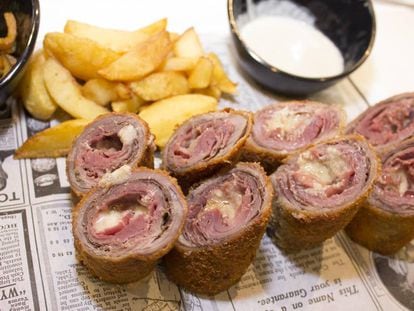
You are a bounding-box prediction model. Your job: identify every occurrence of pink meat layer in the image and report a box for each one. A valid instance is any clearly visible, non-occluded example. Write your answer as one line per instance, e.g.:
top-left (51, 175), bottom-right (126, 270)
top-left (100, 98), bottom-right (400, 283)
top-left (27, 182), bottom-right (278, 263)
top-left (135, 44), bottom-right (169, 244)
top-left (251, 101), bottom-right (342, 152)
top-left (67, 114), bottom-right (150, 194)
top-left (181, 163), bottom-right (265, 247)
top-left (347, 93), bottom-right (414, 149)
top-left (272, 138), bottom-right (373, 211)
top-left (370, 141), bottom-right (414, 214)
top-left (76, 170), bottom-right (186, 258)
top-left (164, 111), bottom-right (248, 171)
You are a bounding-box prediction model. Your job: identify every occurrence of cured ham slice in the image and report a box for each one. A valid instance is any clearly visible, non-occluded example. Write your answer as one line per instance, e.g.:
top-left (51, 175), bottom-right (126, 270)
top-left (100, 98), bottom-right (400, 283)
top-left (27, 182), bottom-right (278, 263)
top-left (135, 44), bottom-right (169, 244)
top-left (346, 92), bottom-right (414, 152)
top-left (345, 137), bottom-right (414, 254)
top-left (268, 135), bottom-right (379, 252)
top-left (67, 113), bottom-right (155, 196)
top-left (72, 168), bottom-right (187, 283)
top-left (162, 109), bottom-right (252, 191)
top-left (164, 162), bottom-right (272, 295)
top-left (242, 101), bottom-right (345, 172)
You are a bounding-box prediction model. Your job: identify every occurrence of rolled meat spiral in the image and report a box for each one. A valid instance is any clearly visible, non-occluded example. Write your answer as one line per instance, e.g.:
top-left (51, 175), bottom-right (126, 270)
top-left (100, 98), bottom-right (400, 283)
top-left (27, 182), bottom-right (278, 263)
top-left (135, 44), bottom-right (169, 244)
top-left (67, 113), bottom-right (155, 196)
top-left (164, 162), bottom-right (272, 295)
top-left (162, 109), bottom-right (252, 191)
top-left (346, 92), bottom-right (414, 152)
top-left (72, 168), bottom-right (187, 283)
top-left (268, 135), bottom-right (379, 252)
top-left (345, 137), bottom-right (414, 255)
top-left (242, 100), bottom-right (345, 173)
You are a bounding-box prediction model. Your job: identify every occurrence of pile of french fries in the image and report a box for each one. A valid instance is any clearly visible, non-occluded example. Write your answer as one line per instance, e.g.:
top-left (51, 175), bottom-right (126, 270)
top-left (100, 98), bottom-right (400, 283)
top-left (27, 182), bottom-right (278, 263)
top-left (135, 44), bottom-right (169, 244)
top-left (16, 18), bottom-right (237, 158)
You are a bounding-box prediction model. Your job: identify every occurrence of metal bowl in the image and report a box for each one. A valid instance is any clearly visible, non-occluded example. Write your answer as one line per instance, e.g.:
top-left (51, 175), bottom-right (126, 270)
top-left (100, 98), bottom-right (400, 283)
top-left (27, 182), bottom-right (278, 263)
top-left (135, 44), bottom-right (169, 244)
top-left (0, 0), bottom-right (40, 107)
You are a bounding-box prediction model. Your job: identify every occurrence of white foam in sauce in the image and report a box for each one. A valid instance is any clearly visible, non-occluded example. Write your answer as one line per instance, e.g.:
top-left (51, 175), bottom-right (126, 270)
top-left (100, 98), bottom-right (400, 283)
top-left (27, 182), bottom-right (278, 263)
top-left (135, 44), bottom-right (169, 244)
top-left (240, 16), bottom-right (344, 78)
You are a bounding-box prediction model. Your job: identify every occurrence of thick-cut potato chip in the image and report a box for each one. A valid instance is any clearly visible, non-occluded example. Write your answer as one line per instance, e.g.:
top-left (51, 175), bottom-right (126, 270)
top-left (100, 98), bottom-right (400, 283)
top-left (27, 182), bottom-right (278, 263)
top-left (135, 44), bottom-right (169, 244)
top-left (81, 79), bottom-right (119, 106)
top-left (194, 85), bottom-right (222, 99)
top-left (173, 28), bottom-right (204, 58)
top-left (44, 32), bottom-right (120, 81)
top-left (129, 71), bottom-right (189, 101)
top-left (207, 53), bottom-right (237, 94)
top-left (138, 18), bottom-right (168, 35)
top-left (43, 58), bottom-right (109, 119)
top-left (64, 19), bottom-right (167, 53)
top-left (14, 119), bottom-right (89, 159)
top-left (161, 57), bottom-right (198, 72)
top-left (19, 51), bottom-right (58, 120)
top-left (139, 94), bottom-right (217, 147)
top-left (111, 95), bottom-right (145, 114)
top-left (98, 30), bottom-right (172, 81)
top-left (188, 56), bottom-right (213, 89)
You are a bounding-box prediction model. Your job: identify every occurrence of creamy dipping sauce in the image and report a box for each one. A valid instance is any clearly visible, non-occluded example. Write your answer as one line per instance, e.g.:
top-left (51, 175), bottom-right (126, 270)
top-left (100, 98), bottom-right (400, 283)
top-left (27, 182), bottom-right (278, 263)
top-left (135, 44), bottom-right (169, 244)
top-left (240, 16), bottom-right (344, 78)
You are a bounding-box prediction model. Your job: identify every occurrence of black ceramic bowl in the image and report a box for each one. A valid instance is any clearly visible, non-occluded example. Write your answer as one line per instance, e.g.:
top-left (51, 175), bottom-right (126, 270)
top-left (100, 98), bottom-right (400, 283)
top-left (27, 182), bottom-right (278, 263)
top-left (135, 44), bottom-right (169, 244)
top-left (228, 0), bottom-right (376, 96)
top-left (0, 0), bottom-right (40, 106)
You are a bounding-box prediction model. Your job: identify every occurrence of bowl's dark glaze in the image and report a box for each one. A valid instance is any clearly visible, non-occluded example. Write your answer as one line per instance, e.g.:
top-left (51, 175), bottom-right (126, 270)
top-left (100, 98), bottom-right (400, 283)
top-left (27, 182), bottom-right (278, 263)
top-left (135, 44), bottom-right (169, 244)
top-left (0, 0), bottom-right (40, 106)
top-left (228, 0), bottom-right (376, 96)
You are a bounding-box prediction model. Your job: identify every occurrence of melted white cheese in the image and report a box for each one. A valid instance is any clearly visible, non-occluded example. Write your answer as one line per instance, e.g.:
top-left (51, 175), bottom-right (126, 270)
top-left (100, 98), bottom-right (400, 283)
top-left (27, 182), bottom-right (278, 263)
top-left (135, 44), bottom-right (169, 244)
top-left (118, 124), bottom-right (137, 145)
top-left (298, 147), bottom-right (348, 188)
top-left (265, 106), bottom-right (307, 133)
top-left (204, 189), bottom-right (242, 220)
top-left (99, 165), bottom-right (131, 187)
top-left (94, 206), bottom-right (147, 233)
top-left (395, 169), bottom-right (409, 196)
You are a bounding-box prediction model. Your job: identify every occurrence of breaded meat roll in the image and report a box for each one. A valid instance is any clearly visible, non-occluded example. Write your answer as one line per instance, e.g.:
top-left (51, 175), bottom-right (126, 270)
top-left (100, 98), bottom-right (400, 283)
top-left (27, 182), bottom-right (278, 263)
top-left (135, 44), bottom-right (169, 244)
top-left (269, 135), bottom-right (379, 252)
top-left (72, 168), bottom-right (187, 283)
top-left (243, 101), bottom-right (345, 173)
top-left (162, 109), bottom-right (252, 190)
top-left (164, 162), bottom-right (272, 295)
top-left (346, 137), bottom-right (414, 255)
top-left (346, 92), bottom-right (414, 152)
top-left (67, 113), bottom-right (155, 196)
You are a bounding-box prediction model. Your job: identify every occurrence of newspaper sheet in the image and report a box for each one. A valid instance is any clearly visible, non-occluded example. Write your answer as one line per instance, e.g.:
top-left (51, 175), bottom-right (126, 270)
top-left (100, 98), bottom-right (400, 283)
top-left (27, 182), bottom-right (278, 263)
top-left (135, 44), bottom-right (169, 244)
top-left (1, 18), bottom-right (414, 311)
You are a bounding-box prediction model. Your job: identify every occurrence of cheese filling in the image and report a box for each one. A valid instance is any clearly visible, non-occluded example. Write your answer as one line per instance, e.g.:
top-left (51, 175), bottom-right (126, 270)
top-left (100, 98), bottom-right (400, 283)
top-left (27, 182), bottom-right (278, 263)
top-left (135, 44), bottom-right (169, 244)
top-left (265, 107), bottom-right (310, 134)
top-left (99, 165), bottom-right (132, 187)
top-left (296, 147), bottom-right (349, 192)
top-left (118, 124), bottom-right (137, 145)
top-left (94, 204), bottom-right (147, 235)
top-left (204, 189), bottom-right (242, 221)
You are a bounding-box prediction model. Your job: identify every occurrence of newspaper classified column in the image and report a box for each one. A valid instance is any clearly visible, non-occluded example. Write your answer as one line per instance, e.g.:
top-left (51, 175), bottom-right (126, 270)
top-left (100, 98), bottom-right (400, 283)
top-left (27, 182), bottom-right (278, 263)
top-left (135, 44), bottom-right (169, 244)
top-left (0, 210), bottom-right (39, 310)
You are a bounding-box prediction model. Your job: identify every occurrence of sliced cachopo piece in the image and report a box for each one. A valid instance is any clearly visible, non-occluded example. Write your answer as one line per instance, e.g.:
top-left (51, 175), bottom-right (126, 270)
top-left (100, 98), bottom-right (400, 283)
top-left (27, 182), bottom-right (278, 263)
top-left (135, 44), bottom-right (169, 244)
top-left (346, 137), bottom-right (414, 255)
top-left (73, 168), bottom-right (187, 283)
top-left (346, 92), bottom-right (414, 153)
top-left (164, 162), bottom-right (272, 295)
top-left (162, 109), bottom-right (252, 190)
top-left (268, 135), bottom-right (379, 252)
top-left (66, 113), bottom-right (155, 196)
top-left (242, 100), bottom-right (345, 172)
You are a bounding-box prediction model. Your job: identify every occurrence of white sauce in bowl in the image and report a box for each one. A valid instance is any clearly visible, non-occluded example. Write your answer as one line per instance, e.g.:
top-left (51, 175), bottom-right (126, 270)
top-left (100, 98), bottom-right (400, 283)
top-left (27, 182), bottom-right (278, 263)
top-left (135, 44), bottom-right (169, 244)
top-left (240, 16), bottom-right (344, 78)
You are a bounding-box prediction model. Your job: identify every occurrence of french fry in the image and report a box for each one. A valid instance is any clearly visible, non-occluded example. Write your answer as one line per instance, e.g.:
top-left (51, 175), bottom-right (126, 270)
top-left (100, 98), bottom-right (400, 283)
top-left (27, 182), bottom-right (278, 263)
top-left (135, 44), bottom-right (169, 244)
top-left (44, 32), bottom-right (120, 81)
top-left (173, 27), bottom-right (204, 58)
top-left (43, 58), bottom-right (109, 119)
top-left (111, 95), bottom-right (145, 114)
top-left (161, 56), bottom-right (198, 72)
top-left (139, 94), bottom-right (217, 147)
top-left (19, 51), bottom-right (58, 120)
top-left (64, 18), bottom-right (167, 53)
top-left (14, 119), bottom-right (89, 159)
top-left (129, 71), bottom-right (189, 101)
top-left (81, 78), bottom-right (119, 106)
top-left (98, 30), bottom-right (172, 81)
top-left (207, 52), bottom-right (237, 95)
top-left (188, 56), bottom-right (213, 89)
top-left (194, 85), bottom-right (222, 99)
